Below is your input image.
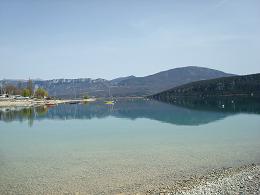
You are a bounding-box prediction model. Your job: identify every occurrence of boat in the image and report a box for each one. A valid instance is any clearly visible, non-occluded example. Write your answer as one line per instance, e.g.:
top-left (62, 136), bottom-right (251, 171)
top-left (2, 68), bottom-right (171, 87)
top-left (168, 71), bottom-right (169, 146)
top-left (104, 86), bottom-right (115, 105)
top-left (104, 100), bottom-right (114, 105)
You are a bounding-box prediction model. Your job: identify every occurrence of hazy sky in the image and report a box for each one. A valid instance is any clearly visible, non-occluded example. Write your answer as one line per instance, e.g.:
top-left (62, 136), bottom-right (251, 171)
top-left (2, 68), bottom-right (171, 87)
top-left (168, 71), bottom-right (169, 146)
top-left (0, 0), bottom-right (260, 80)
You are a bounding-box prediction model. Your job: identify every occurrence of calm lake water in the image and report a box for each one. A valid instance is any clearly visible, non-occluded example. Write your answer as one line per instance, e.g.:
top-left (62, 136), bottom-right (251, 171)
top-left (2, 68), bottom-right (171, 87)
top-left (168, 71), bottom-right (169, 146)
top-left (0, 99), bottom-right (260, 194)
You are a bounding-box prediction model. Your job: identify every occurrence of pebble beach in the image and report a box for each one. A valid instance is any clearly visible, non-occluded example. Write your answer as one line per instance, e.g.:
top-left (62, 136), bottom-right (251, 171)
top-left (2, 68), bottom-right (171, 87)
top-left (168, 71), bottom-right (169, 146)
top-left (151, 164), bottom-right (260, 195)
top-left (0, 163), bottom-right (259, 194)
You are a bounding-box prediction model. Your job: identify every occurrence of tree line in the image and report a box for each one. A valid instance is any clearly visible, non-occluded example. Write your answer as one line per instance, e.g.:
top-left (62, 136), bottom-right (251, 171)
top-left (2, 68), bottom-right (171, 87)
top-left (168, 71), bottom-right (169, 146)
top-left (0, 79), bottom-right (48, 99)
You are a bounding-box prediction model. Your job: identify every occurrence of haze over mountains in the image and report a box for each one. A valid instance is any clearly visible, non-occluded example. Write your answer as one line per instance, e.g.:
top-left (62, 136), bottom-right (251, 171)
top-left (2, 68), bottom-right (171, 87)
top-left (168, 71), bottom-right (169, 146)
top-left (0, 66), bottom-right (234, 98)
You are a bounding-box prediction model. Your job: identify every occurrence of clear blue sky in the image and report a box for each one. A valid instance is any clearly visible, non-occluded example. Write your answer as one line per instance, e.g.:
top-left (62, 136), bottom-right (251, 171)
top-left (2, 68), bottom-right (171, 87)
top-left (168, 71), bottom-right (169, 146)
top-left (0, 0), bottom-right (259, 80)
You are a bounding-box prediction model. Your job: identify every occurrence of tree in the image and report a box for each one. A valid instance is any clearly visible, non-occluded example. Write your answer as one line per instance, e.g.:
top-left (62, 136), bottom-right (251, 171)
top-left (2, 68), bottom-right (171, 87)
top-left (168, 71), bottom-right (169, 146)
top-left (22, 89), bottom-right (30, 97)
top-left (4, 85), bottom-right (20, 95)
top-left (83, 95), bottom-right (89, 99)
top-left (0, 83), bottom-right (3, 94)
top-left (27, 79), bottom-right (33, 96)
top-left (34, 88), bottom-right (48, 99)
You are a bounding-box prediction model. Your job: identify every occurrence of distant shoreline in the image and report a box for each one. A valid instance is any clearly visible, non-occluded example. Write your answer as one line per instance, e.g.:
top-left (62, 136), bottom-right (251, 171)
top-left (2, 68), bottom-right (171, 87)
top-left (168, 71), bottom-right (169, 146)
top-left (0, 98), bottom-right (96, 107)
top-left (0, 97), bottom-right (147, 108)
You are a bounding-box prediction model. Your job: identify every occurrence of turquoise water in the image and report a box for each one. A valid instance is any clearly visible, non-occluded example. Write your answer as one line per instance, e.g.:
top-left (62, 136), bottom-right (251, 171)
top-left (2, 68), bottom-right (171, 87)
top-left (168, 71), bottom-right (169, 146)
top-left (0, 99), bottom-right (260, 194)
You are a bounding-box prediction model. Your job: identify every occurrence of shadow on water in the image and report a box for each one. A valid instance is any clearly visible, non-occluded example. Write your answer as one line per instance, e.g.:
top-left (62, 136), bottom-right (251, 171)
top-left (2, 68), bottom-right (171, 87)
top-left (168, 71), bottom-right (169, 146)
top-left (0, 97), bottom-right (259, 127)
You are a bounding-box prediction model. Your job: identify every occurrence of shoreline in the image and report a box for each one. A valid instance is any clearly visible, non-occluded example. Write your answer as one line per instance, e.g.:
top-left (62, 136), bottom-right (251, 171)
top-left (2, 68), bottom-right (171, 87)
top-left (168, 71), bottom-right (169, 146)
top-left (1, 163), bottom-right (259, 194)
top-left (0, 97), bottom-right (146, 108)
top-left (146, 163), bottom-right (260, 195)
top-left (0, 98), bottom-right (96, 108)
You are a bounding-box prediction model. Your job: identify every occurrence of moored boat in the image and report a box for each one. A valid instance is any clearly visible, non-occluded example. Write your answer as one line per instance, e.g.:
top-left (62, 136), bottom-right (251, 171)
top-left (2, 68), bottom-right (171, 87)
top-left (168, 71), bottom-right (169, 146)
top-left (104, 100), bottom-right (114, 105)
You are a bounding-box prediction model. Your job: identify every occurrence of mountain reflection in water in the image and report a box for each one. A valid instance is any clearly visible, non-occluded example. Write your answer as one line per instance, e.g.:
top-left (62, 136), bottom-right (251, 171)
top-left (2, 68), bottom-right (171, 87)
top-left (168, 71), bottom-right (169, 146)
top-left (0, 98), bottom-right (259, 126)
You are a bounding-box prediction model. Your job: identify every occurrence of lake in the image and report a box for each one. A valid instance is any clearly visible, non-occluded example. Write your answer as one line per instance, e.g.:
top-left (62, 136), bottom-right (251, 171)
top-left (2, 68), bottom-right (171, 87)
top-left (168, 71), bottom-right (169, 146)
top-left (0, 99), bottom-right (260, 194)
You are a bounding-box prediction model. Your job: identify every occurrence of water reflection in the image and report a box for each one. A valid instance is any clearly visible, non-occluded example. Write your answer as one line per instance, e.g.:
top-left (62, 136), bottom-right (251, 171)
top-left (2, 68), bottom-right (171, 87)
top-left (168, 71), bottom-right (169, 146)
top-left (0, 106), bottom-right (48, 127)
top-left (159, 96), bottom-right (260, 114)
top-left (0, 98), bottom-right (259, 126)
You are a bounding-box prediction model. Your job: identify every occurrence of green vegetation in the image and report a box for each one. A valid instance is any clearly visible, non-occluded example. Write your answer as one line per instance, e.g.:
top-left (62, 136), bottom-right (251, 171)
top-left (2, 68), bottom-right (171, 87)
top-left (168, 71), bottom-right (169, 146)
top-left (83, 95), bottom-right (89, 99)
top-left (21, 88), bottom-right (30, 97)
top-left (35, 88), bottom-right (48, 99)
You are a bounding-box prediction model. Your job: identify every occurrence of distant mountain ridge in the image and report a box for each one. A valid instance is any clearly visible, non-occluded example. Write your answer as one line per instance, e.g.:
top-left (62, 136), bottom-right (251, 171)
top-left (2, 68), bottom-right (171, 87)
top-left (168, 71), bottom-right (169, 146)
top-left (0, 66), bottom-right (234, 98)
top-left (150, 73), bottom-right (260, 101)
top-left (116, 66), bottom-right (234, 93)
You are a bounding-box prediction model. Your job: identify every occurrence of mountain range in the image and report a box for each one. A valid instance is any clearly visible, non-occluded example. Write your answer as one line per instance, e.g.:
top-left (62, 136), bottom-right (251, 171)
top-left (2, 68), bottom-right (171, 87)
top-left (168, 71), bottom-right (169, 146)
top-left (0, 66), bottom-right (234, 98)
top-left (150, 73), bottom-right (260, 102)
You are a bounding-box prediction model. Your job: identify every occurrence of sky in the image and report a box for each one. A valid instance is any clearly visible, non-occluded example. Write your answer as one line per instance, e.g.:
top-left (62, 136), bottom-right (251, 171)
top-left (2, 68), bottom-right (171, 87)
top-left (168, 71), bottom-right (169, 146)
top-left (0, 0), bottom-right (260, 80)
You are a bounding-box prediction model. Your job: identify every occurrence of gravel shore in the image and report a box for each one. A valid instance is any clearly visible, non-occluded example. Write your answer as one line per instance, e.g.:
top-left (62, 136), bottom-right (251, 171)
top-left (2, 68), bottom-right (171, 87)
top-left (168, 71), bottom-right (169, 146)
top-left (149, 164), bottom-right (260, 195)
top-left (0, 99), bottom-right (43, 107)
top-left (0, 99), bottom-right (94, 107)
top-left (0, 162), bottom-right (259, 194)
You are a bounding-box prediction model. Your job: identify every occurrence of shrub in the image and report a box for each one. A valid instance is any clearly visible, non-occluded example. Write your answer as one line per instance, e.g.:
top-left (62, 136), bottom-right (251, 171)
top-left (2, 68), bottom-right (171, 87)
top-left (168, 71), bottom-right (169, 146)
top-left (35, 88), bottom-right (48, 99)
